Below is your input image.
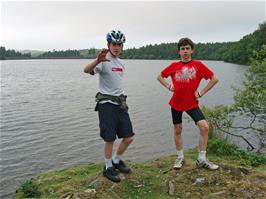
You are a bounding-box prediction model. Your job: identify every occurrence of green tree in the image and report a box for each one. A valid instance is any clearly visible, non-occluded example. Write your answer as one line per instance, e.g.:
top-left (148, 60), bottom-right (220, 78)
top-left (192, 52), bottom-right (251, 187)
top-left (0, 46), bottom-right (31, 60)
top-left (203, 45), bottom-right (266, 152)
top-left (232, 45), bottom-right (266, 151)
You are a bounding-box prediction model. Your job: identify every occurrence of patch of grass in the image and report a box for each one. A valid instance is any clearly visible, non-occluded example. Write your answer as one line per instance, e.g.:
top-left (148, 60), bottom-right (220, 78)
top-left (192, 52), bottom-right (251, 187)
top-left (119, 163), bottom-right (169, 198)
top-left (15, 151), bottom-right (266, 199)
top-left (19, 180), bottom-right (41, 198)
top-left (208, 137), bottom-right (266, 166)
top-left (207, 137), bottom-right (239, 156)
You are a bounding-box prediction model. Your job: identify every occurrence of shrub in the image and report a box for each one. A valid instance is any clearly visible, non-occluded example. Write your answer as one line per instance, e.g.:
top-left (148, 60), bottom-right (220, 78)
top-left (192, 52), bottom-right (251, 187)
top-left (20, 180), bottom-right (40, 198)
top-left (208, 137), bottom-right (266, 166)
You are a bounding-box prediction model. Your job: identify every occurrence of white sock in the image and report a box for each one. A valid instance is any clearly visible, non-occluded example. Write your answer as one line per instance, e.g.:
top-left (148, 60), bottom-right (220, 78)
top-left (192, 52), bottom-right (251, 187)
top-left (105, 158), bottom-right (112, 169)
top-left (112, 153), bottom-right (121, 164)
top-left (198, 151), bottom-right (206, 161)
top-left (177, 149), bottom-right (184, 159)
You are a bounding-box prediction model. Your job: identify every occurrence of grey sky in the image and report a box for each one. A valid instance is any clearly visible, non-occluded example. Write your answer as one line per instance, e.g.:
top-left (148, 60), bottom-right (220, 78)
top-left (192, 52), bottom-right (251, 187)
top-left (1, 1), bottom-right (265, 51)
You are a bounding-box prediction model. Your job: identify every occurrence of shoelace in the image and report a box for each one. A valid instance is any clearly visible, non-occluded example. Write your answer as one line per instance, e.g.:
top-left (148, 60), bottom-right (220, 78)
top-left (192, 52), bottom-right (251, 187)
top-left (175, 158), bottom-right (184, 164)
top-left (108, 167), bottom-right (118, 175)
top-left (203, 160), bottom-right (216, 168)
top-left (119, 160), bottom-right (126, 167)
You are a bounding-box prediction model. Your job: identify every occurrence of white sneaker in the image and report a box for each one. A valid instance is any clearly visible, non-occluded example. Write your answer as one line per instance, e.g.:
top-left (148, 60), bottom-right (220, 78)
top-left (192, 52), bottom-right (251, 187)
top-left (196, 159), bottom-right (219, 170)
top-left (173, 157), bottom-right (185, 169)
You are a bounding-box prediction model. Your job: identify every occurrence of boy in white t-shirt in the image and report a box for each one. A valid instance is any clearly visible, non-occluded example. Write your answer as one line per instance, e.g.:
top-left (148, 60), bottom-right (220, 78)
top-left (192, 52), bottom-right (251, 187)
top-left (84, 30), bottom-right (134, 183)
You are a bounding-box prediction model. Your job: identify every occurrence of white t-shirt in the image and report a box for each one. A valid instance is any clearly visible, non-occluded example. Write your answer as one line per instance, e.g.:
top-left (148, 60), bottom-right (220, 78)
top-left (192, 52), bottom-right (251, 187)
top-left (91, 53), bottom-right (125, 104)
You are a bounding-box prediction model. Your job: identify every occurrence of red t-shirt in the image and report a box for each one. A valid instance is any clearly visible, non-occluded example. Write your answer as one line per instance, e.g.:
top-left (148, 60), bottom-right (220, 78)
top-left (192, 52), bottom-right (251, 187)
top-left (161, 60), bottom-right (214, 111)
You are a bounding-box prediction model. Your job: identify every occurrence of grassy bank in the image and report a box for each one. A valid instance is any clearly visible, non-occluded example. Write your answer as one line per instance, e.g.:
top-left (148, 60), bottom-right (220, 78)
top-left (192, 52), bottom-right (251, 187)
top-left (15, 149), bottom-right (266, 199)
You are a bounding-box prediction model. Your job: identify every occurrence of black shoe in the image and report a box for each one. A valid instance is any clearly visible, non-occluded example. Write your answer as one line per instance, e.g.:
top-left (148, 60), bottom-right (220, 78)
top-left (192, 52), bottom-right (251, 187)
top-left (112, 160), bottom-right (131, 174)
top-left (103, 166), bottom-right (121, 183)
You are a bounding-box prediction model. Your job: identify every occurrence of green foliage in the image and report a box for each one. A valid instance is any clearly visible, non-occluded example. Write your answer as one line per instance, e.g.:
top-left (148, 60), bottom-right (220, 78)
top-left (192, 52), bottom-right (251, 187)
top-left (15, 152), bottom-right (266, 199)
top-left (122, 43), bottom-right (177, 60)
top-left (208, 137), bottom-right (266, 166)
top-left (226, 22), bottom-right (266, 64)
top-left (79, 48), bottom-right (98, 58)
top-left (0, 46), bottom-right (31, 60)
top-left (207, 137), bottom-right (239, 156)
top-left (37, 49), bottom-right (83, 59)
top-left (201, 105), bottom-right (234, 134)
top-left (20, 180), bottom-right (41, 198)
top-left (203, 46), bottom-right (266, 161)
top-left (193, 41), bottom-right (236, 61)
top-left (121, 41), bottom-right (237, 61)
top-left (201, 44), bottom-right (266, 153)
top-left (121, 22), bottom-right (266, 65)
top-left (233, 44), bottom-right (266, 133)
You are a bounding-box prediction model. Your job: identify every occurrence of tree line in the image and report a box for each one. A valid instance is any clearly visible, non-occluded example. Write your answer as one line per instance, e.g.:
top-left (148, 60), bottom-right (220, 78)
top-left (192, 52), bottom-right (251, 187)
top-left (1, 22), bottom-right (265, 65)
top-left (0, 47), bottom-right (31, 60)
top-left (37, 49), bottom-right (83, 59)
top-left (122, 22), bottom-right (266, 65)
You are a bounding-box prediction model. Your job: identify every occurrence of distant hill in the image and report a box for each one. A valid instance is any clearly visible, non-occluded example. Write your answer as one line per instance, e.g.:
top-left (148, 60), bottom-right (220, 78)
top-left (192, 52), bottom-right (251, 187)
top-left (79, 48), bottom-right (98, 59)
top-left (18, 50), bottom-right (45, 57)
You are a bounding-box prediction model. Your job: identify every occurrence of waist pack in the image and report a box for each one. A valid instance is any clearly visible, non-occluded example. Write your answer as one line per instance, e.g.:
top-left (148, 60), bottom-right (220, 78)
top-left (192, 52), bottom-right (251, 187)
top-left (94, 92), bottom-right (128, 112)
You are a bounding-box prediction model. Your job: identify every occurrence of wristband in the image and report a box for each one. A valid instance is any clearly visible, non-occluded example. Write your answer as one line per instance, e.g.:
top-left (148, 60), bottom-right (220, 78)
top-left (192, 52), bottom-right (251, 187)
top-left (198, 91), bottom-right (202, 98)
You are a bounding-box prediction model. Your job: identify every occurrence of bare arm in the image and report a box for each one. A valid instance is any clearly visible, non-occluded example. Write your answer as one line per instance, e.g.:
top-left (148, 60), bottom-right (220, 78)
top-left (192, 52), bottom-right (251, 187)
top-left (195, 75), bottom-right (219, 98)
top-left (83, 59), bottom-right (100, 74)
top-left (157, 74), bottom-right (174, 92)
top-left (83, 49), bottom-right (109, 74)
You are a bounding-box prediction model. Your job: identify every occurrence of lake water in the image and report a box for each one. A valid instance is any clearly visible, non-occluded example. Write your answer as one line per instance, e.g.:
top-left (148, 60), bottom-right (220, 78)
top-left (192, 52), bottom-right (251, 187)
top-left (1, 59), bottom-right (247, 198)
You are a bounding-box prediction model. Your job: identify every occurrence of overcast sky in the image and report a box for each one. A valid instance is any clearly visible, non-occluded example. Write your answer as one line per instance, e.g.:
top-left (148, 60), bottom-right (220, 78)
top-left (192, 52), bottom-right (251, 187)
top-left (1, 1), bottom-right (265, 51)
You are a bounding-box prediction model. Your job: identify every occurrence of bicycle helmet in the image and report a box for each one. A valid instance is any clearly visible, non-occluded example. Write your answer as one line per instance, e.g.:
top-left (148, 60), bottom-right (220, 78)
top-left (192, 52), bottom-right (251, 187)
top-left (106, 30), bottom-right (126, 44)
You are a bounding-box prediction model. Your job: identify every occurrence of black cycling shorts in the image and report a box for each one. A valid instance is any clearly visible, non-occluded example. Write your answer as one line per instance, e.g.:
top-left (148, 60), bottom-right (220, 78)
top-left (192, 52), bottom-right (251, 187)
top-left (171, 107), bottom-right (206, 125)
top-left (98, 103), bottom-right (134, 142)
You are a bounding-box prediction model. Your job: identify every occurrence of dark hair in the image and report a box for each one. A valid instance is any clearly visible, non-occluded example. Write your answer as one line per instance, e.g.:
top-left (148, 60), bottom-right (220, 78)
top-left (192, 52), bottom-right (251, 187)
top-left (177, 38), bottom-right (194, 50)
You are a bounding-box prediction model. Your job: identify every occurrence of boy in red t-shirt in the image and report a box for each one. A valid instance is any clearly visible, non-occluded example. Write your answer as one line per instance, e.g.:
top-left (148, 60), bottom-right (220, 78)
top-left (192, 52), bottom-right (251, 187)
top-left (157, 38), bottom-right (219, 170)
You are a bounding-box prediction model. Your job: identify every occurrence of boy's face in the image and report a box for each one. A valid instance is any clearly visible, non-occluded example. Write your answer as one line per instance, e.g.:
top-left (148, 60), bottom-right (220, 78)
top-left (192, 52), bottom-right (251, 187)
top-left (108, 42), bottom-right (123, 57)
top-left (178, 45), bottom-right (194, 61)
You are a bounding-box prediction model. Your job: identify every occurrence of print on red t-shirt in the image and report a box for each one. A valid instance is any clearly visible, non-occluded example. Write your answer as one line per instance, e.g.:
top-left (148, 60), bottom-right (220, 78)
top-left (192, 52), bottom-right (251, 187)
top-left (161, 60), bottom-right (214, 111)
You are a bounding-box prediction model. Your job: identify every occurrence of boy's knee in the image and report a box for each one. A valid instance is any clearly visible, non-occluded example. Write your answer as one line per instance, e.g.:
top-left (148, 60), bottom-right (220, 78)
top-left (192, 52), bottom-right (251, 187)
top-left (123, 136), bottom-right (134, 143)
top-left (174, 124), bottom-right (182, 135)
top-left (198, 121), bottom-right (209, 133)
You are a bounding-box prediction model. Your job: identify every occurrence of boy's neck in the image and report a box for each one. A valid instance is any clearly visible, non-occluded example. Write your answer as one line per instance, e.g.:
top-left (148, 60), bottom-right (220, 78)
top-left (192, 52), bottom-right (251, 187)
top-left (109, 52), bottom-right (119, 58)
top-left (181, 58), bottom-right (192, 63)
